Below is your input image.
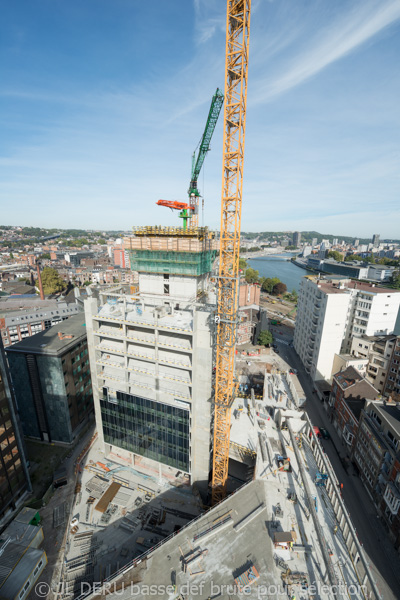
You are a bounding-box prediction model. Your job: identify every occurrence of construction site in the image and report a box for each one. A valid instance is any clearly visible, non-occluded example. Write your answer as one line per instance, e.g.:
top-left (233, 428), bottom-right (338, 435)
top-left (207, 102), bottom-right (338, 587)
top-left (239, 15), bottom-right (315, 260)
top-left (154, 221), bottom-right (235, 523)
top-left (45, 2), bottom-right (385, 599)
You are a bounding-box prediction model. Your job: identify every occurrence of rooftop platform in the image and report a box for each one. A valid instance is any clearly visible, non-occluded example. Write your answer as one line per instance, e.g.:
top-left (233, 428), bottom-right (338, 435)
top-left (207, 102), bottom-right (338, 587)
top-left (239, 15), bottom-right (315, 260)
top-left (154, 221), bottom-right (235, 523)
top-left (94, 299), bottom-right (193, 333)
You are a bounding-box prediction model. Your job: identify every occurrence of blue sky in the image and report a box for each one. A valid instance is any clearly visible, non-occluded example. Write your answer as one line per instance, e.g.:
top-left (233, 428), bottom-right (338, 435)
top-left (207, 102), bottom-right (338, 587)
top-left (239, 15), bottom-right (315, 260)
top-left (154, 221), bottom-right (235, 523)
top-left (1, 0), bottom-right (399, 237)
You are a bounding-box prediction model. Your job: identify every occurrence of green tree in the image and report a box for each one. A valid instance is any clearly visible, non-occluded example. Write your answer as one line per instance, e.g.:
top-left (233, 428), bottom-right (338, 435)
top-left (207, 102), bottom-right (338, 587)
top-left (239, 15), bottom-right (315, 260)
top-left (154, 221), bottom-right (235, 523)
top-left (40, 253), bottom-right (51, 259)
top-left (36, 267), bottom-right (65, 295)
top-left (391, 272), bottom-right (400, 289)
top-left (261, 277), bottom-right (280, 293)
top-left (327, 250), bottom-right (343, 261)
top-left (344, 254), bottom-right (362, 262)
top-left (244, 268), bottom-right (259, 283)
top-left (272, 282), bottom-right (287, 296)
top-left (239, 258), bottom-right (248, 271)
top-left (258, 330), bottom-right (273, 347)
top-left (9, 251), bottom-right (14, 259)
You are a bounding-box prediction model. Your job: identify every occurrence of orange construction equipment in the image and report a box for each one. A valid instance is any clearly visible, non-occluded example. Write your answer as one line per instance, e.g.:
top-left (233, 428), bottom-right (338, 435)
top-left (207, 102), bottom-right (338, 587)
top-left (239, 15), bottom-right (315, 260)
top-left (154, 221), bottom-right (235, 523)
top-left (156, 200), bottom-right (191, 211)
top-left (156, 199), bottom-right (193, 230)
top-left (211, 0), bottom-right (252, 505)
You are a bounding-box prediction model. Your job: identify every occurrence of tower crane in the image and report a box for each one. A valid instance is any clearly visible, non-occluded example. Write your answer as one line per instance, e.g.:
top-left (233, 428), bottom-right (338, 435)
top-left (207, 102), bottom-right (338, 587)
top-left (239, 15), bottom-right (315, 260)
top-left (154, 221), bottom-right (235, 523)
top-left (156, 89), bottom-right (224, 228)
top-left (188, 88), bottom-right (224, 227)
top-left (211, 0), bottom-right (251, 505)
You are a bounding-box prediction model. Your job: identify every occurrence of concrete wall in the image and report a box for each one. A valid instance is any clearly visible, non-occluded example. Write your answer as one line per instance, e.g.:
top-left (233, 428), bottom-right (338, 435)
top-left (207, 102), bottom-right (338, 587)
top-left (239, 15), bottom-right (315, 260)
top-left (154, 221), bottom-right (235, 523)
top-left (366, 292), bottom-right (400, 336)
top-left (139, 273), bottom-right (198, 300)
top-left (84, 294), bottom-right (213, 493)
top-left (190, 309), bottom-right (213, 490)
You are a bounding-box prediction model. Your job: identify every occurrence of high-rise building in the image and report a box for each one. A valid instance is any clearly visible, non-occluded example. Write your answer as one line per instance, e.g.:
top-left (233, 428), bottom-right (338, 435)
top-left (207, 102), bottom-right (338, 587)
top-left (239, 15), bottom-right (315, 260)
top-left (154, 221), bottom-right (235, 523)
top-left (311, 238), bottom-right (318, 248)
top-left (372, 234), bottom-right (380, 247)
top-left (294, 276), bottom-right (400, 381)
top-left (0, 339), bottom-right (31, 522)
top-left (6, 314), bottom-right (93, 444)
top-left (84, 226), bottom-right (216, 494)
top-left (292, 231), bottom-right (301, 247)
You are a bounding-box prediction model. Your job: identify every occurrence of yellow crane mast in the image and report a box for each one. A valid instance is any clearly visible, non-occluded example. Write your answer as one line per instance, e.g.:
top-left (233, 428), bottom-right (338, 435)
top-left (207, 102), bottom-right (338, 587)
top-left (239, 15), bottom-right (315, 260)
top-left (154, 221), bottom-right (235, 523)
top-left (212, 0), bottom-right (251, 505)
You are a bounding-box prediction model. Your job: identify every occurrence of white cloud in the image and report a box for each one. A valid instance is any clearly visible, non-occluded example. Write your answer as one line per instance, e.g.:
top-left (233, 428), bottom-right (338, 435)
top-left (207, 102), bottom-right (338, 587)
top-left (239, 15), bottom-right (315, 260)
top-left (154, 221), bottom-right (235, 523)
top-left (255, 0), bottom-right (400, 102)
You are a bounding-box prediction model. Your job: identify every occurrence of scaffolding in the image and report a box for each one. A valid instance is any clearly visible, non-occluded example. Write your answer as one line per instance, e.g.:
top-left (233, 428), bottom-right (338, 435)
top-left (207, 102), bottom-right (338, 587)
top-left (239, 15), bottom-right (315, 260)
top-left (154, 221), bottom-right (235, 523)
top-left (128, 249), bottom-right (217, 275)
top-left (126, 226), bottom-right (217, 276)
top-left (131, 225), bottom-right (215, 240)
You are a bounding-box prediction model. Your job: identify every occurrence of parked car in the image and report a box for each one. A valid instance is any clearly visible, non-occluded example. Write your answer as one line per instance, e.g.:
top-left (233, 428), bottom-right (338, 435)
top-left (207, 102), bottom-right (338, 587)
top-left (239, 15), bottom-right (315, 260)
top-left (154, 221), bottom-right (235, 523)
top-left (289, 368), bottom-right (298, 375)
top-left (320, 427), bottom-right (330, 440)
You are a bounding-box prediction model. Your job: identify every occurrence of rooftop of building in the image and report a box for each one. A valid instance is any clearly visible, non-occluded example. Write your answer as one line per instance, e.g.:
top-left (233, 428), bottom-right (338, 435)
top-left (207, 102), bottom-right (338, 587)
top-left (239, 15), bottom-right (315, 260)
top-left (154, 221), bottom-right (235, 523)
top-left (303, 276), bottom-right (399, 295)
top-left (5, 312), bottom-right (86, 356)
top-left (0, 542), bottom-right (45, 597)
top-left (334, 366), bottom-right (363, 388)
top-left (95, 295), bottom-right (195, 332)
top-left (371, 403), bottom-right (400, 437)
top-left (0, 296), bottom-right (69, 314)
top-left (353, 333), bottom-right (397, 344)
top-left (334, 366), bottom-right (379, 400)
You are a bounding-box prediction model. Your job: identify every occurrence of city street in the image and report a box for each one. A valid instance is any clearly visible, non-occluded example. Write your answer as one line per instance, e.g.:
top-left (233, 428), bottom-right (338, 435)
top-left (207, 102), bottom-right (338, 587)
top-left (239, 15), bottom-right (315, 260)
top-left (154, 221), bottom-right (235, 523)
top-left (274, 334), bottom-right (400, 600)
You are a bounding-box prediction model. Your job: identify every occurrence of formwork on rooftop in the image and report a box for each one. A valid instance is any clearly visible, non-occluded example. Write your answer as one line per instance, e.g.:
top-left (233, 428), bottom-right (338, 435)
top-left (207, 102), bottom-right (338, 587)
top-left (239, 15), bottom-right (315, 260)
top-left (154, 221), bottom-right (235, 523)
top-left (125, 226), bottom-right (218, 276)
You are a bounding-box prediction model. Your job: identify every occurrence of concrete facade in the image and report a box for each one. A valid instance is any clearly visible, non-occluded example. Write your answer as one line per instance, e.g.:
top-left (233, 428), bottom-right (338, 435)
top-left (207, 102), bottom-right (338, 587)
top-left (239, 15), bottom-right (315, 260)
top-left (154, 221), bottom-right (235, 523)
top-left (351, 334), bottom-right (397, 393)
top-left (294, 277), bottom-right (350, 381)
top-left (85, 282), bottom-right (213, 493)
top-left (384, 336), bottom-right (400, 399)
top-left (353, 402), bottom-right (400, 549)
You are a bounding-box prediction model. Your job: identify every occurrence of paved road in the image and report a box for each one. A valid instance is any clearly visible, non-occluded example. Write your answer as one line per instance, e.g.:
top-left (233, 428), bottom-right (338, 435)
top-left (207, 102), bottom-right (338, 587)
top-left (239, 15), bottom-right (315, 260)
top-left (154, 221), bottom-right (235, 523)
top-left (275, 337), bottom-right (400, 600)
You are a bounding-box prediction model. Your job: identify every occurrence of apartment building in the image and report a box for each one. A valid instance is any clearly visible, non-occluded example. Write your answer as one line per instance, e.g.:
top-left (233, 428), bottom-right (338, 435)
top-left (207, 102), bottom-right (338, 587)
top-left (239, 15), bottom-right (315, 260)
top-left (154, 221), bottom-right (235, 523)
top-left (6, 314), bottom-right (93, 444)
top-left (380, 453), bottom-right (400, 548)
top-left (353, 402), bottom-right (400, 547)
top-left (328, 366), bottom-right (378, 455)
top-left (85, 226), bottom-right (216, 494)
top-left (294, 277), bottom-right (351, 381)
top-left (294, 276), bottom-right (400, 382)
top-left (351, 334), bottom-right (397, 393)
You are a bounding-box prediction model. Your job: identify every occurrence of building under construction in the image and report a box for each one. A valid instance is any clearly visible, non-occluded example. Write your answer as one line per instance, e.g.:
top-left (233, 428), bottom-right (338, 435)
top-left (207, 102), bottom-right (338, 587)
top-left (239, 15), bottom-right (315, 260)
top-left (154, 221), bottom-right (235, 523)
top-left (84, 225), bottom-right (218, 495)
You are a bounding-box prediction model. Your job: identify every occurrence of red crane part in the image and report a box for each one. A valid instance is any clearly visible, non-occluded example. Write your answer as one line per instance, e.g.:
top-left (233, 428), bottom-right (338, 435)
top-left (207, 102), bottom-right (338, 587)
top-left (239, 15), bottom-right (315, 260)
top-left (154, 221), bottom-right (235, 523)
top-left (157, 199), bottom-right (191, 211)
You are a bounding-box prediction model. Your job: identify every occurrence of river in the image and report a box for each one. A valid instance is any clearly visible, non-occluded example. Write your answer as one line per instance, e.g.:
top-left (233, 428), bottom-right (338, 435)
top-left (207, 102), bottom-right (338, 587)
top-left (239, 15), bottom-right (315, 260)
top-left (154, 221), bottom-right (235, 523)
top-left (247, 255), bottom-right (314, 292)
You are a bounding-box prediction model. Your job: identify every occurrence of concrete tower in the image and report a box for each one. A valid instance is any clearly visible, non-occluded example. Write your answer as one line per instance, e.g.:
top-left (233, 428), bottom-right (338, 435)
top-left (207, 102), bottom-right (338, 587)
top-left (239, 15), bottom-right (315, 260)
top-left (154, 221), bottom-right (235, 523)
top-left (84, 226), bottom-right (217, 494)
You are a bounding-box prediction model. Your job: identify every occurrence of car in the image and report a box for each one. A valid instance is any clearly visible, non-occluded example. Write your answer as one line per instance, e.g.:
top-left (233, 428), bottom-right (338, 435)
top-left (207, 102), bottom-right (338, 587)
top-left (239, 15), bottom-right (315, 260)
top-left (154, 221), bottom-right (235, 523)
top-left (272, 344), bottom-right (278, 349)
top-left (320, 427), bottom-right (330, 440)
top-left (289, 368), bottom-right (298, 375)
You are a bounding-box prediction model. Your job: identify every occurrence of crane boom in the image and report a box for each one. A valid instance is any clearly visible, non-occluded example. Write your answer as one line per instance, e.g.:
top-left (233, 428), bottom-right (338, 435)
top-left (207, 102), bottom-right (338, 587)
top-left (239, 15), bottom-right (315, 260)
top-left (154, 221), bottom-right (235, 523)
top-left (211, 0), bottom-right (251, 505)
top-left (189, 88), bottom-right (224, 227)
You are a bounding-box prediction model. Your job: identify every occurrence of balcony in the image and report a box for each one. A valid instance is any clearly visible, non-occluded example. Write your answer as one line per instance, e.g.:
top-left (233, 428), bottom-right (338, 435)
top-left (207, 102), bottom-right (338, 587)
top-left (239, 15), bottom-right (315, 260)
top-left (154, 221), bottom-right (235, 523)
top-left (383, 482), bottom-right (400, 515)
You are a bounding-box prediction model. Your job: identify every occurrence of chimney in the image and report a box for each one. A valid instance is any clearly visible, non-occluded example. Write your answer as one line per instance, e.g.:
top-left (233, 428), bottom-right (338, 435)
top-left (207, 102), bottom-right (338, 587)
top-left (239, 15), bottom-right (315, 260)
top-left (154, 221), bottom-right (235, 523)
top-left (58, 332), bottom-right (74, 340)
top-left (36, 261), bottom-right (45, 301)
